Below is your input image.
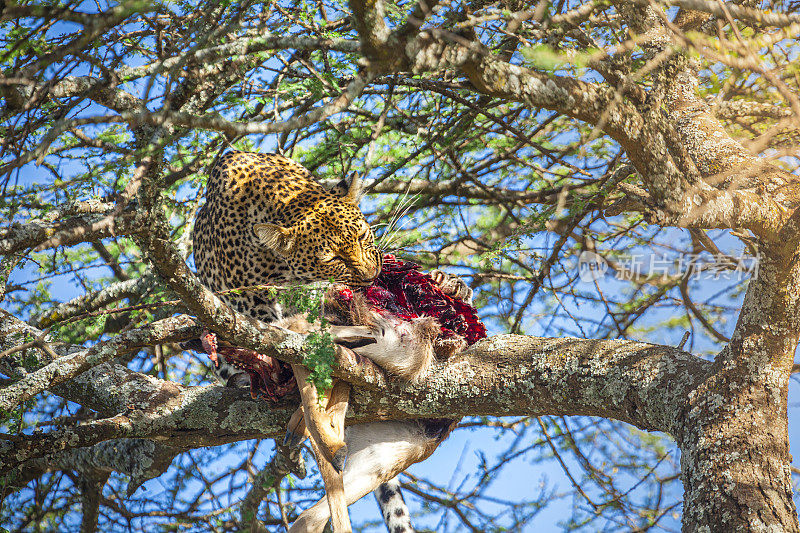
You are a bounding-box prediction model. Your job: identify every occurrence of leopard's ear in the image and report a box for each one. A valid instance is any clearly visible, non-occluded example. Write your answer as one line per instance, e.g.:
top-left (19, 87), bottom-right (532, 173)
top-left (328, 177), bottom-right (349, 198)
top-left (254, 223), bottom-right (297, 255)
top-left (344, 172), bottom-right (363, 205)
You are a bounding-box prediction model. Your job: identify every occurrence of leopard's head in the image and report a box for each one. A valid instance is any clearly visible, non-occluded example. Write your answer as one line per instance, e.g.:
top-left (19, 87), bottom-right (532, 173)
top-left (253, 178), bottom-right (382, 286)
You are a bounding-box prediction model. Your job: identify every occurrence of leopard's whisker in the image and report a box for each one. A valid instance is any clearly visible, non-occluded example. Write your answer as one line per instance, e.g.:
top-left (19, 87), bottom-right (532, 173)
top-left (372, 181), bottom-right (417, 237)
top-left (378, 218), bottom-right (417, 254)
top-left (374, 187), bottom-right (420, 252)
top-left (376, 216), bottom-right (411, 252)
top-left (381, 201), bottom-right (418, 249)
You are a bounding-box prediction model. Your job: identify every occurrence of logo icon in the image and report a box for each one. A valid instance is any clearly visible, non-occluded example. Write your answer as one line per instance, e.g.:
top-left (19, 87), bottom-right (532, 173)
top-left (578, 251), bottom-right (608, 282)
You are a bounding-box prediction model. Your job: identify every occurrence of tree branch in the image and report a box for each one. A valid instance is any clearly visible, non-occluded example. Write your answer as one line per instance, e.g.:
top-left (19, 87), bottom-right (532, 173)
top-left (1, 307), bottom-right (711, 473)
top-left (0, 202), bottom-right (140, 256)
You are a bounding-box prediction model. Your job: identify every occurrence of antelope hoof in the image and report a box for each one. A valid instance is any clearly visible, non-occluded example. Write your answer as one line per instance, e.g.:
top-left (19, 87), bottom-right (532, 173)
top-left (283, 428), bottom-right (305, 448)
top-left (331, 445), bottom-right (348, 473)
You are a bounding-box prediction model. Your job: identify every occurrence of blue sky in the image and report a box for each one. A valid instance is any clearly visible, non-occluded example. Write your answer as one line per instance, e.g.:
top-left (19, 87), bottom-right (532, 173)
top-left (3, 2), bottom-right (799, 527)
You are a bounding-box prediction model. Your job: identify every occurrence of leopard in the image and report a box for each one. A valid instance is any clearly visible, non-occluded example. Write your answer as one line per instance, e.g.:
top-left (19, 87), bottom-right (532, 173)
top-left (193, 151), bottom-right (478, 533)
top-left (194, 150), bottom-right (382, 322)
top-left (193, 150), bottom-right (432, 532)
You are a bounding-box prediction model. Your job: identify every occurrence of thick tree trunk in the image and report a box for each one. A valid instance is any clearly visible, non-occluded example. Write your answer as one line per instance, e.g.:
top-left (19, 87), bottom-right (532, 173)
top-left (680, 378), bottom-right (796, 531)
top-left (678, 248), bottom-right (800, 532)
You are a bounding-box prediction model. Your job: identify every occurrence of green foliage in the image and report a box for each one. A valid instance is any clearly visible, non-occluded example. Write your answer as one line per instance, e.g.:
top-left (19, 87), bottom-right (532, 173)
top-left (520, 44), bottom-right (565, 70)
top-left (0, 468), bottom-right (20, 525)
top-left (1, 0), bottom-right (783, 529)
top-left (520, 44), bottom-right (602, 71)
top-left (276, 285), bottom-right (323, 323)
top-left (302, 330), bottom-right (337, 393)
top-left (276, 284), bottom-right (337, 393)
top-left (0, 398), bottom-right (35, 434)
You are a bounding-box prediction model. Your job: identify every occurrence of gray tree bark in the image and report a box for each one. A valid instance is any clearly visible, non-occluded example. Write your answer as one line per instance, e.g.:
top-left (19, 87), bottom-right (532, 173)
top-left (1, 1), bottom-right (798, 530)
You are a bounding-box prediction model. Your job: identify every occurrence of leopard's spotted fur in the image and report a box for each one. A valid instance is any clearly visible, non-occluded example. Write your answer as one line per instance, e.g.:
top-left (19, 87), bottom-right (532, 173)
top-left (194, 151), bottom-right (382, 322)
top-left (192, 151), bottom-right (454, 533)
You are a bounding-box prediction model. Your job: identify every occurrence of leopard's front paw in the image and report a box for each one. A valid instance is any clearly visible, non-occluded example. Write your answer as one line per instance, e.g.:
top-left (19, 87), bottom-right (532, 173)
top-left (430, 269), bottom-right (473, 306)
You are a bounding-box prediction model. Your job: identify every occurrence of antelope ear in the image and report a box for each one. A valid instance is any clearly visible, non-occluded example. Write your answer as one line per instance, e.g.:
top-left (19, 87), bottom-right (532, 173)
top-left (254, 223), bottom-right (297, 255)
